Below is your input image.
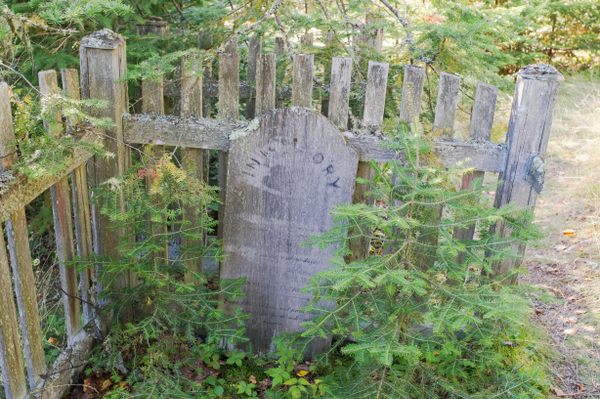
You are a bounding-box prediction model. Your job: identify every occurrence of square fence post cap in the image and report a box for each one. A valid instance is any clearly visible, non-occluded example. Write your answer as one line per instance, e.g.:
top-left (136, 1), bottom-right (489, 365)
top-left (81, 29), bottom-right (125, 49)
top-left (517, 64), bottom-right (564, 81)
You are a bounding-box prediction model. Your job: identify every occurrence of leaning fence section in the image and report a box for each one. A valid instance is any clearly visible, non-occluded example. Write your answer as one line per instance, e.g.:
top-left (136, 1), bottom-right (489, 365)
top-left (0, 27), bottom-right (561, 399)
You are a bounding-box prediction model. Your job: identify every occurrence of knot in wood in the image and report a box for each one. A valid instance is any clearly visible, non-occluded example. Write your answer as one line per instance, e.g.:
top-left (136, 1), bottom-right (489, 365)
top-left (527, 155), bottom-right (545, 194)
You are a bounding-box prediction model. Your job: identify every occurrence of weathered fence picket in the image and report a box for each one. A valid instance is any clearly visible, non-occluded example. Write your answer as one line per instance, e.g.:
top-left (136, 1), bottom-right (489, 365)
top-left (454, 83), bottom-right (498, 263)
top-left (348, 61), bottom-right (389, 261)
top-left (40, 70), bottom-right (82, 343)
top-left (0, 82), bottom-right (29, 399)
top-left (0, 26), bottom-right (563, 398)
top-left (181, 53), bottom-right (207, 280)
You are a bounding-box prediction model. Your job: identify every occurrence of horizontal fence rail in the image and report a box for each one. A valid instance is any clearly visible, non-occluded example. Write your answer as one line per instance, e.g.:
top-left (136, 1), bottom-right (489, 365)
top-left (122, 112), bottom-right (509, 172)
top-left (0, 25), bottom-right (561, 398)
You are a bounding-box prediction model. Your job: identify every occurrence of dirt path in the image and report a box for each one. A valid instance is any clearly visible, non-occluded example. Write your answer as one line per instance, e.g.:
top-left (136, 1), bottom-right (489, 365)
top-left (522, 75), bottom-right (600, 398)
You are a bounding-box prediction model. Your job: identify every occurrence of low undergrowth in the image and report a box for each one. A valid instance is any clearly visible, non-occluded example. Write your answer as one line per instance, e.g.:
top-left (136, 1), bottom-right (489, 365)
top-left (71, 124), bottom-right (553, 399)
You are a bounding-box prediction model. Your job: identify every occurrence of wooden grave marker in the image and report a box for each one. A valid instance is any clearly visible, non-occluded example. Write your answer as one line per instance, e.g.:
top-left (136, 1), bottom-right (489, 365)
top-left (221, 108), bottom-right (358, 354)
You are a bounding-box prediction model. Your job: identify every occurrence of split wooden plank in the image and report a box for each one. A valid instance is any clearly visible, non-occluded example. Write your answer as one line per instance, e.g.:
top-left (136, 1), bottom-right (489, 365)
top-left (217, 37), bottom-right (240, 239)
top-left (454, 83), bottom-right (497, 261)
top-left (39, 70), bottom-right (81, 342)
top-left (255, 54), bottom-right (276, 115)
top-left (291, 54), bottom-right (314, 108)
top-left (0, 81), bottom-right (28, 399)
top-left (327, 57), bottom-right (353, 130)
top-left (80, 29), bottom-right (130, 320)
top-left (181, 53), bottom-right (206, 281)
top-left (245, 36), bottom-right (261, 119)
top-left (61, 68), bottom-right (95, 325)
top-left (492, 64), bottom-right (562, 277)
top-left (1, 81), bottom-right (47, 388)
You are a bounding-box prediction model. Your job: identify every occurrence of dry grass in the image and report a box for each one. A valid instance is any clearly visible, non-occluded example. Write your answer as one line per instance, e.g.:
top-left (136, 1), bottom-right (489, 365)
top-left (523, 72), bottom-right (600, 398)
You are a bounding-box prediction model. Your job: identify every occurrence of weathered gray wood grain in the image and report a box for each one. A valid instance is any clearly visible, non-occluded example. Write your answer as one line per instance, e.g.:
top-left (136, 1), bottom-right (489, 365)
top-left (362, 61), bottom-right (389, 129)
top-left (217, 37), bottom-right (240, 239)
top-left (245, 36), bottom-right (261, 119)
top-left (469, 83), bottom-right (498, 141)
top-left (63, 69), bottom-right (95, 326)
top-left (123, 113), bottom-right (242, 149)
top-left (181, 53), bottom-right (206, 280)
top-left (255, 54), bottom-right (276, 115)
top-left (328, 57), bottom-right (352, 130)
top-left (80, 29), bottom-right (132, 316)
top-left (399, 65), bottom-right (425, 122)
top-left (0, 131), bottom-right (98, 224)
top-left (349, 61), bottom-right (389, 261)
top-left (30, 329), bottom-right (93, 399)
top-left (454, 82), bottom-right (498, 255)
top-left (39, 70), bottom-right (81, 343)
top-left (291, 54), bottom-right (314, 108)
top-left (493, 64), bottom-right (562, 277)
top-left (122, 113), bottom-right (507, 172)
top-left (221, 108), bottom-right (358, 355)
top-left (433, 72), bottom-right (460, 138)
top-left (1, 80), bottom-right (47, 389)
top-left (0, 81), bottom-right (28, 399)
top-left (0, 232), bottom-right (27, 399)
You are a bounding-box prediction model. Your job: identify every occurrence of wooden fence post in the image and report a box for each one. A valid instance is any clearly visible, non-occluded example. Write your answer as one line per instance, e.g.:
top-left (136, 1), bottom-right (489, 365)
top-left (493, 64), bottom-right (563, 277)
top-left (0, 81), bottom-right (28, 399)
top-left (79, 29), bottom-right (129, 317)
top-left (61, 68), bottom-right (96, 326)
top-left (39, 70), bottom-right (81, 343)
top-left (1, 80), bottom-right (47, 387)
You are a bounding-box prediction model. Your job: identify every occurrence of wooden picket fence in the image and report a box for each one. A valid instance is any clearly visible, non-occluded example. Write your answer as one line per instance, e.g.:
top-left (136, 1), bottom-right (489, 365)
top-left (0, 27), bottom-right (562, 398)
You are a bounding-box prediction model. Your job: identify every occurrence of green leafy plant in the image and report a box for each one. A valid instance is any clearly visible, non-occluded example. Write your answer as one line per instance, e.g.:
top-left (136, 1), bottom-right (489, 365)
top-left (290, 123), bottom-right (552, 398)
